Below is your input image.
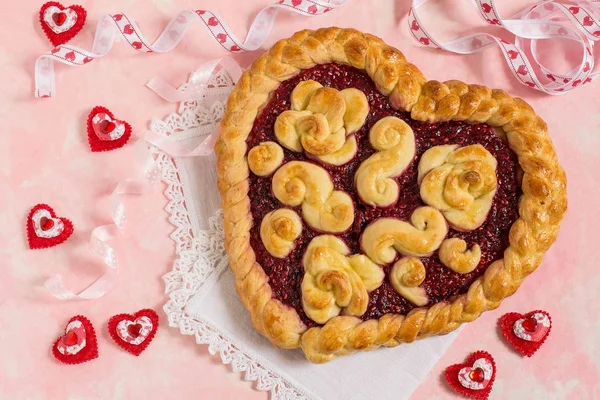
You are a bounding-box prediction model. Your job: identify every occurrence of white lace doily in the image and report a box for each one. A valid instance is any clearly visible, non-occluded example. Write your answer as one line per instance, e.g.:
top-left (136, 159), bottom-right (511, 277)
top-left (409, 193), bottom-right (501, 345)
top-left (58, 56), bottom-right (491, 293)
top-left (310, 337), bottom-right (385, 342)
top-left (155, 68), bottom-right (310, 398)
top-left (156, 66), bottom-right (461, 400)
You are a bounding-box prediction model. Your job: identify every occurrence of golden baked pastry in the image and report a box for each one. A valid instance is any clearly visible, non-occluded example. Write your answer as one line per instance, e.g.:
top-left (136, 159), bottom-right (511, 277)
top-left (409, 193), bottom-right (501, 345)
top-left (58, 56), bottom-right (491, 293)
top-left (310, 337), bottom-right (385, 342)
top-left (216, 28), bottom-right (567, 363)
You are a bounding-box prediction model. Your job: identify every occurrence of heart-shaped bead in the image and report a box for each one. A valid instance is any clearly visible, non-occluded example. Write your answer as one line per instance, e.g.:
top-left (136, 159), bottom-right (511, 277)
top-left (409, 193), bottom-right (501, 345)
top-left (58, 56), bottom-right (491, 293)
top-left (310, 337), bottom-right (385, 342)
top-left (52, 316), bottom-right (98, 365)
top-left (87, 106), bottom-right (132, 152)
top-left (445, 351), bottom-right (496, 399)
top-left (108, 309), bottom-right (159, 356)
top-left (39, 2), bottom-right (87, 46)
top-left (27, 204), bottom-right (73, 249)
top-left (500, 310), bottom-right (552, 357)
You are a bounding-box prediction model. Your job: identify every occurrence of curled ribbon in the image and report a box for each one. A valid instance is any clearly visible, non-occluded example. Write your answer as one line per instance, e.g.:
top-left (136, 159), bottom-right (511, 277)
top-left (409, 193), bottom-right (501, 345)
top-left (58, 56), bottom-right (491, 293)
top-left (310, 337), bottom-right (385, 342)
top-left (34, 0), bottom-right (347, 98)
top-left (409, 0), bottom-right (600, 94)
top-left (44, 58), bottom-right (241, 300)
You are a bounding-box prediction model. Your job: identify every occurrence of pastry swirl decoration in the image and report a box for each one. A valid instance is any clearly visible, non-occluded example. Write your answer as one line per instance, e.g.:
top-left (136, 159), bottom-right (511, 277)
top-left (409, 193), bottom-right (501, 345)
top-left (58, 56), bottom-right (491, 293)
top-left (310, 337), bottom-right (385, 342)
top-left (418, 144), bottom-right (498, 231)
top-left (355, 116), bottom-right (416, 207)
top-left (389, 257), bottom-right (428, 306)
top-left (259, 209), bottom-right (302, 258)
top-left (272, 161), bottom-right (354, 233)
top-left (360, 206), bottom-right (449, 264)
top-left (439, 238), bottom-right (482, 274)
top-left (301, 235), bottom-right (384, 324)
top-left (247, 141), bottom-right (284, 176)
top-left (274, 80), bottom-right (368, 166)
top-left (216, 28), bottom-right (567, 363)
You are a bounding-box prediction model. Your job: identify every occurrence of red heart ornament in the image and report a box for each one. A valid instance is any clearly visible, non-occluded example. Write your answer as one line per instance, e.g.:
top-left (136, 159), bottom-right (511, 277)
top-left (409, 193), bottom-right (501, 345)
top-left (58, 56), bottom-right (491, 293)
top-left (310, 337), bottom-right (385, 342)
top-left (27, 204), bottom-right (74, 249)
top-left (500, 310), bottom-right (552, 357)
top-left (52, 315), bottom-right (98, 365)
top-left (445, 351), bottom-right (496, 400)
top-left (108, 309), bottom-right (159, 356)
top-left (87, 106), bottom-right (132, 152)
top-left (39, 2), bottom-right (87, 47)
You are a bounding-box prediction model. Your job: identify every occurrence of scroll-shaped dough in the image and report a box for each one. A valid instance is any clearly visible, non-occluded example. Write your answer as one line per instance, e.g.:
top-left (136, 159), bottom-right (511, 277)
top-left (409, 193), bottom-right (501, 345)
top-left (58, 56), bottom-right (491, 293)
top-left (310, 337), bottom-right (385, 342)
top-left (355, 116), bottom-right (416, 207)
top-left (360, 206), bottom-right (448, 264)
top-left (389, 257), bottom-right (428, 306)
top-left (248, 141), bottom-right (284, 176)
top-left (272, 161), bottom-right (354, 233)
top-left (302, 235), bottom-right (384, 324)
top-left (260, 209), bottom-right (302, 258)
top-left (439, 238), bottom-right (481, 274)
top-left (274, 80), bottom-right (368, 165)
top-left (418, 144), bottom-right (498, 231)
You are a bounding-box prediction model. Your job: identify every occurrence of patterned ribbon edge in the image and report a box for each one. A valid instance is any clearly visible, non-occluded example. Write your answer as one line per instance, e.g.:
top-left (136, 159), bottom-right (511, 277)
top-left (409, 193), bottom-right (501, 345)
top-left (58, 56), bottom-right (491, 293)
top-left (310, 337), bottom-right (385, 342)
top-left (34, 0), bottom-right (347, 98)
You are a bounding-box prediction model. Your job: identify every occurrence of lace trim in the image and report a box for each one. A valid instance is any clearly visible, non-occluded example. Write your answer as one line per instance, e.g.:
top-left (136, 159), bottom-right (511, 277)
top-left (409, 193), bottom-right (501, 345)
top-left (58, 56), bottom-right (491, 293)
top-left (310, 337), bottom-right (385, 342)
top-left (158, 69), bottom-right (311, 399)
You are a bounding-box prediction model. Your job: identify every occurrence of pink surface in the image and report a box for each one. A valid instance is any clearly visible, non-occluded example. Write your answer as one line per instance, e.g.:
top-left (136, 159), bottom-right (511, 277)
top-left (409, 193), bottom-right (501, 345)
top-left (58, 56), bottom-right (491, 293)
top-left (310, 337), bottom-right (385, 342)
top-left (0, 0), bottom-right (598, 399)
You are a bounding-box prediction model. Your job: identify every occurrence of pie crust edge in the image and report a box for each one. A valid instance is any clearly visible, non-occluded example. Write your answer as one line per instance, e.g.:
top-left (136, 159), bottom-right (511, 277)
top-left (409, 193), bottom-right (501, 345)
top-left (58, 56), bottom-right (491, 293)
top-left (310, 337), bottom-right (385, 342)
top-left (215, 27), bottom-right (567, 363)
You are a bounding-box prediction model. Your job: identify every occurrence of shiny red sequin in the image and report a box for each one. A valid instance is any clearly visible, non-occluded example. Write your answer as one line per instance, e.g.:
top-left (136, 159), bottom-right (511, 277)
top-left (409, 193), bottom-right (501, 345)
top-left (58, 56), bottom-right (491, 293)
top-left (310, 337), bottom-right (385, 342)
top-left (101, 120), bottom-right (116, 133)
top-left (246, 64), bottom-right (521, 327)
top-left (522, 317), bottom-right (538, 332)
top-left (40, 216), bottom-right (54, 231)
top-left (52, 12), bottom-right (67, 26)
top-left (469, 367), bottom-right (485, 383)
top-left (127, 323), bottom-right (143, 337)
top-left (65, 331), bottom-right (78, 346)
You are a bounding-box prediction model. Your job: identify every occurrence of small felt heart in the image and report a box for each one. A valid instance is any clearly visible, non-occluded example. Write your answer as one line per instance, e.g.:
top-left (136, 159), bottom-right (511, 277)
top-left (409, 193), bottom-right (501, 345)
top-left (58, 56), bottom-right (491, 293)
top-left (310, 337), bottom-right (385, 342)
top-left (27, 204), bottom-right (74, 249)
top-left (87, 106), bottom-right (132, 152)
top-left (52, 315), bottom-right (98, 365)
top-left (500, 310), bottom-right (552, 357)
top-left (444, 351), bottom-right (496, 400)
top-left (107, 309), bottom-right (159, 356)
top-left (39, 2), bottom-right (87, 47)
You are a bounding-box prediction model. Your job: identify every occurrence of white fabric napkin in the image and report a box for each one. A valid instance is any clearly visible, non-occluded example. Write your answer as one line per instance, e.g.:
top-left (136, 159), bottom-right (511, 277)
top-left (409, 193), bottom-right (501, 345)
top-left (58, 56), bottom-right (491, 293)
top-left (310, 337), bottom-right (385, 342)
top-left (167, 135), bottom-right (462, 400)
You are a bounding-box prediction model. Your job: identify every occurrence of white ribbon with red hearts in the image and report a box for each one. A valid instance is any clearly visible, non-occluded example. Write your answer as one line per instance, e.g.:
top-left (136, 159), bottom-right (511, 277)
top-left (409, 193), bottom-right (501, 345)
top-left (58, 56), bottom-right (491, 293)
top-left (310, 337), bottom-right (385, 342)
top-left (34, 0), bottom-right (347, 98)
top-left (409, 0), bottom-right (600, 94)
top-left (43, 58), bottom-right (240, 300)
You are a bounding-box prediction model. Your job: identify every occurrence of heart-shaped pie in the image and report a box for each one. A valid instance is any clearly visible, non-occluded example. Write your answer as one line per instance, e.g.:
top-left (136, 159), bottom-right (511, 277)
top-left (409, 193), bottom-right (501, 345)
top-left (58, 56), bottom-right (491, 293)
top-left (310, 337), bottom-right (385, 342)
top-left (107, 309), bottom-right (159, 356)
top-left (39, 2), bottom-right (87, 47)
top-left (27, 204), bottom-right (74, 249)
top-left (86, 106), bottom-right (132, 152)
top-left (445, 351), bottom-right (496, 399)
top-left (215, 28), bottom-right (567, 363)
top-left (500, 310), bottom-right (552, 357)
top-left (52, 315), bottom-right (98, 365)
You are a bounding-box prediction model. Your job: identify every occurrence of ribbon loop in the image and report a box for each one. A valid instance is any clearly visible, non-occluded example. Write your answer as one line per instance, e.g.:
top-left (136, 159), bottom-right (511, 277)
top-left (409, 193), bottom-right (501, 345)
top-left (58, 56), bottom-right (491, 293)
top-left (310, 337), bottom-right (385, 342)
top-left (409, 0), bottom-right (600, 94)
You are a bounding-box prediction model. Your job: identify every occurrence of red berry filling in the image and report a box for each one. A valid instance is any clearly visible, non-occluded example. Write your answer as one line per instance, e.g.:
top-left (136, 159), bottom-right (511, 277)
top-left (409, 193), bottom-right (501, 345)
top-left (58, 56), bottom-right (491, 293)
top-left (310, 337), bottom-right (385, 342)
top-left (246, 63), bottom-right (520, 327)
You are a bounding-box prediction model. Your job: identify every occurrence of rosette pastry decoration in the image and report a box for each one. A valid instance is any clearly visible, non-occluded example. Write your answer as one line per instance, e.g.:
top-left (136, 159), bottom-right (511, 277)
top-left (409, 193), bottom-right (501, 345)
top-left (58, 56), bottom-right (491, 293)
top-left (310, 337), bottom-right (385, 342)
top-left (418, 144), bottom-right (498, 231)
top-left (302, 235), bottom-right (384, 324)
top-left (274, 80), bottom-right (369, 165)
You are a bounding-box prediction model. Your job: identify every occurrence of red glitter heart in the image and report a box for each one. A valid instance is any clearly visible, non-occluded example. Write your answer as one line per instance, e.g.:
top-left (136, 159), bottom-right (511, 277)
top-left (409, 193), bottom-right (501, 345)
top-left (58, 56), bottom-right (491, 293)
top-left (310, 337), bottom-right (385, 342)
top-left (419, 37), bottom-right (430, 46)
top-left (64, 51), bottom-right (76, 62)
top-left (411, 20), bottom-right (419, 31)
top-left (39, 2), bottom-right (87, 47)
top-left (26, 204), bottom-right (74, 249)
top-left (507, 50), bottom-right (518, 59)
top-left (52, 315), bottom-right (98, 365)
top-left (292, 0), bottom-right (302, 6)
top-left (132, 41), bottom-right (143, 50)
top-left (123, 24), bottom-right (134, 34)
top-left (108, 309), bottom-right (159, 356)
top-left (307, 4), bottom-right (318, 14)
top-left (583, 16), bottom-right (593, 27)
top-left (86, 106), bottom-right (132, 152)
top-left (500, 310), bottom-right (552, 357)
top-left (568, 6), bottom-right (580, 14)
top-left (444, 351), bottom-right (496, 400)
top-left (481, 3), bottom-right (492, 13)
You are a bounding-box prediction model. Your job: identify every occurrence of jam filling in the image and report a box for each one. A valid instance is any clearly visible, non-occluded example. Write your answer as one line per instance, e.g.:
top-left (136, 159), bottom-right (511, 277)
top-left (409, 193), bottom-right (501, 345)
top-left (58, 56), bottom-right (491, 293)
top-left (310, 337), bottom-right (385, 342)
top-left (246, 63), bottom-right (521, 327)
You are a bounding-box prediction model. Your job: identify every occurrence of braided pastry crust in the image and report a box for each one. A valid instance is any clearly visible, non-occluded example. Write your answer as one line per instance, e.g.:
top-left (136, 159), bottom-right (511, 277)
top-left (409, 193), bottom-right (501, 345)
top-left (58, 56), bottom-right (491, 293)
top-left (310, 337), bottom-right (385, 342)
top-left (216, 27), bottom-right (567, 363)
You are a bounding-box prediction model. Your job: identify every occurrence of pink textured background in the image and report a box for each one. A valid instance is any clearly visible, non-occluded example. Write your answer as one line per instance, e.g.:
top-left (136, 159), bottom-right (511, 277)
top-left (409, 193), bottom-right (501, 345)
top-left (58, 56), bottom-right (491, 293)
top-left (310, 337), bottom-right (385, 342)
top-left (1, 0), bottom-right (598, 399)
